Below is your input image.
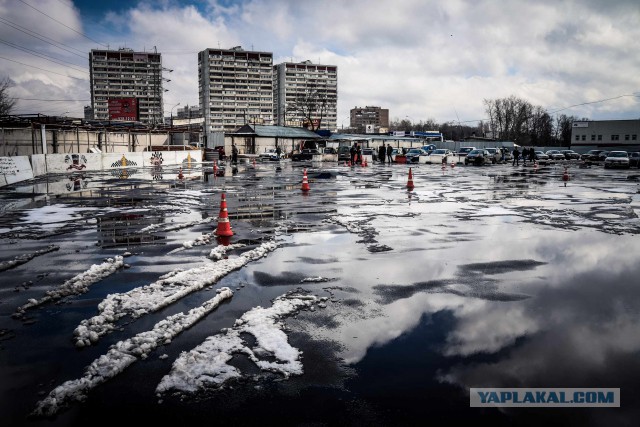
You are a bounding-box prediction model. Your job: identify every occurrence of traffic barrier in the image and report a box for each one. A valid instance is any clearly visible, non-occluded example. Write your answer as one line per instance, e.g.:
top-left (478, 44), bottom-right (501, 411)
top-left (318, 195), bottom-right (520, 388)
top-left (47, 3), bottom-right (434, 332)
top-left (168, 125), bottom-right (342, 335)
top-left (301, 168), bottom-right (310, 192)
top-left (215, 193), bottom-right (234, 237)
top-left (407, 167), bottom-right (415, 190)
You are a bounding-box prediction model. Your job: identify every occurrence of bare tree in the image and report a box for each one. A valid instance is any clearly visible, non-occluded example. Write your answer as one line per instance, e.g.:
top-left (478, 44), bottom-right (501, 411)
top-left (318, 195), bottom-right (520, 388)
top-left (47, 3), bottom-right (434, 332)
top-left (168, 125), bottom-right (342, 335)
top-left (286, 81), bottom-right (329, 131)
top-left (0, 77), bottom-right (16, 116)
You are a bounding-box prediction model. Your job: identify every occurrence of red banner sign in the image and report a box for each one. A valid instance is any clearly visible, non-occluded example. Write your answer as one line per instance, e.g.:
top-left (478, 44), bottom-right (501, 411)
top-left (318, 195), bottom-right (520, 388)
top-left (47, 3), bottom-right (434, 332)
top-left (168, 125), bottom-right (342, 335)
top-left (108, 98), bottom-right (138, 121)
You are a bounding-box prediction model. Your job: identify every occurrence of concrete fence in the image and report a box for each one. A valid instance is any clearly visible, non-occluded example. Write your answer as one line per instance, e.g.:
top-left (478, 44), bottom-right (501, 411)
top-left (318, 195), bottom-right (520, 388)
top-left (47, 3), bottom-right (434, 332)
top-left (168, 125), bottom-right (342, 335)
top-left (0, 150), bottom-right (202, 187)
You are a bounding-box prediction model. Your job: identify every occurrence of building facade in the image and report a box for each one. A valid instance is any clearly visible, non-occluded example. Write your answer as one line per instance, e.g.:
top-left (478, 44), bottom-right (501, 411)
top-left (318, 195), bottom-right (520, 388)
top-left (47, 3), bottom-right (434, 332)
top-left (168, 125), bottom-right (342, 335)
top-left (350, 106), bottom-right (389, 132)
top-left (571, 119), bottom-right (640, 150)
top-left (89, 48), bottom-right (165, 125)
top-left (198, 47), bottom-right (274, 134)
top-left (273, 60), bottom-right (338, 131)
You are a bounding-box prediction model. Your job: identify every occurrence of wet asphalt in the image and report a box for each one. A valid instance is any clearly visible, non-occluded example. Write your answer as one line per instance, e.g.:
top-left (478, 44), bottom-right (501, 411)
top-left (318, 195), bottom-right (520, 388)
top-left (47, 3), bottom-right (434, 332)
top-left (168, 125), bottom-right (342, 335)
top-left (1, 159), bottom-right (640, 426)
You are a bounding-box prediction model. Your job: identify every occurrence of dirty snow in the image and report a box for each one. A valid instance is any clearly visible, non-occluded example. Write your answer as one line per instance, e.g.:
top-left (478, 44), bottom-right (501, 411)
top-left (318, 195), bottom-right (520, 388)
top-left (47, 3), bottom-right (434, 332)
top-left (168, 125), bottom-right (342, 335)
top-left (73, 241), bottom-right (277, 347)
top-left (33, 288), bottom-right (233, 417)
top-left (156, 293), bottom-right (317, 395)
top-left (0, 245), bottom-right (59, 272)
top-left (14, 256), bottom-right (124, 316)
top-left (209, 243), bottom-right (245, 260)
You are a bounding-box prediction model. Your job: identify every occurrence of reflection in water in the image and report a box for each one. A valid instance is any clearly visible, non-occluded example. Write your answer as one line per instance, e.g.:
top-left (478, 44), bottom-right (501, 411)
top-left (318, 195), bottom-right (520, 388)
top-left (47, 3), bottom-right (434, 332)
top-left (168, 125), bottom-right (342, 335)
top-left (96, 212), bottom-right (164, 248)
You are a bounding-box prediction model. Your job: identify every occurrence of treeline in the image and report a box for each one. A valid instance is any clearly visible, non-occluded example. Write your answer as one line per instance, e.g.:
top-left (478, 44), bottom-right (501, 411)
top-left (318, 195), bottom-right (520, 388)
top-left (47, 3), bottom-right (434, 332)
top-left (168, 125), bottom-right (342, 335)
top-left (389, 95), bottom-right (581, 146)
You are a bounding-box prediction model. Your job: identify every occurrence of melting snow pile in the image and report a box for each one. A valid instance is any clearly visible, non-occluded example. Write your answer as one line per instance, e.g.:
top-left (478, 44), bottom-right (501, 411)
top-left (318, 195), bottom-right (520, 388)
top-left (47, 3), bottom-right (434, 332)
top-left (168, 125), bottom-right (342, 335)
top-left (0, 245), bottom-right (59, 272)
top-left (33, 288), bottom-right (233, 417)
top-left (73, 241), bottom-right (277, 347)
top-left (209, 243), bottom-right (245, 260)
top-left (138, 217), bottom-right (214, 234)
top-left (14, 256), bottom-right (124, 317)
top-left (156, 292), bottom-right (317, 395)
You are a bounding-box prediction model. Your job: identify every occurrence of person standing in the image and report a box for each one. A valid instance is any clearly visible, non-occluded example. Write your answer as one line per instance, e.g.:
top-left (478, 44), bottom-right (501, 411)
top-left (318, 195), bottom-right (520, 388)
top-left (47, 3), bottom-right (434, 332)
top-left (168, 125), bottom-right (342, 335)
top-left (522, 147), bottom-right (528, 166)
top-left (350, 143), bottom-right (357, 165)
top-left (275, 145), bottom-right (281, 159)
top-left (379, 144), bottom-right (386, 164)
top-left (386, 144), bottom-right (393, 163)
top-left (529, 147), bottom-right (536, 164)
top-left (512, 147), bottom-right (520, 166)
top-left (356, 143), bottom-right (362, 165)
top-left (231, 143), bottom-right (238, 164)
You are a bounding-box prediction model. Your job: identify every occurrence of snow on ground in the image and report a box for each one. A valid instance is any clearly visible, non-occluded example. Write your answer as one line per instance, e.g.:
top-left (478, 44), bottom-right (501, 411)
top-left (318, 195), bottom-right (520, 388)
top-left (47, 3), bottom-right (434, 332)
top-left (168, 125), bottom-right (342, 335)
top-left (32, 288), bottom-right (233, 417)
top-left (138, 217), bottom-right (214, 234)
top-left (156, 292), bottom-right (317, 395)
top-left (209, 243), bottom-right (245, 260)
top-left (14, 256), bottom-right (124, 317)
top-left (0, 245), bottom-right (59, 272)
top-left (73, 241), bottom-right (277, 347)
top-left (22, 204), bottom-right (97, 230)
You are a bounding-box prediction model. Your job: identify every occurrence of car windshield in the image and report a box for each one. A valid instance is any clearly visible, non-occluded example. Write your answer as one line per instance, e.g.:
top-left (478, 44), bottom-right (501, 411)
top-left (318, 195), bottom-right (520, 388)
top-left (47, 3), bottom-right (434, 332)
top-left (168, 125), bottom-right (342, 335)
top-left (468, 150), bottom-right (482, 155)
top-left (486, 149), bottom-right (496, 153)
top-left (459, 148), bottom-right (473, 153)
top-left (433, 149), bottom-right (447, 154)
top-left (407, 149), bottom-right (421, 154)
top-left (535, 151), bottom-right (545, 155)
top-left (609, 152), bottom-right (628, 158)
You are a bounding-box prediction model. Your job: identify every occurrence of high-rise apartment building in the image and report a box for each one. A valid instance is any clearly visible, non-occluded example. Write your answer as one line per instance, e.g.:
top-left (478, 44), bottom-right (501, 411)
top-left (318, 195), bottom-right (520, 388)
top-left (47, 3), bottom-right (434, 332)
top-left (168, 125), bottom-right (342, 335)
top-left (350, 106), bottom-right (389, 131)
top-left (89, 48), bottom-right (165, 124)
top-left (273, 60), bottom-right (337, 131)
top-left (198, 46), bottom-right (274, 133)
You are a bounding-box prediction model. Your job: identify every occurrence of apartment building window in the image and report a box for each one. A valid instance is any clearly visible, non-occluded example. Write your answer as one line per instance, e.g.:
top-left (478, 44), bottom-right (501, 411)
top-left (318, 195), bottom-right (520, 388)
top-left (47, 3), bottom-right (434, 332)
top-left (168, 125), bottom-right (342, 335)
top-left (633, 135), bottom-right (637, 140)
top-left (581, 135), bottom-right (586, 141)
top-left (575, 135), bottom-right (580, 141)
top-left (598, 135), bottom-right (602, 141)
top-left (611, 134), bottom-right (619, 140)
top-left (625, 134), bottom-right (630, 140)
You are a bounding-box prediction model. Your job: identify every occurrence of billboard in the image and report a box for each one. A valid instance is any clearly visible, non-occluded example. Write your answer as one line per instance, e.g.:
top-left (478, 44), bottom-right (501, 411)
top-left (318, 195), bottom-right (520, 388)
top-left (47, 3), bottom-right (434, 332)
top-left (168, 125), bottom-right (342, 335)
top-left (108, 98), bottom-right (138, 121)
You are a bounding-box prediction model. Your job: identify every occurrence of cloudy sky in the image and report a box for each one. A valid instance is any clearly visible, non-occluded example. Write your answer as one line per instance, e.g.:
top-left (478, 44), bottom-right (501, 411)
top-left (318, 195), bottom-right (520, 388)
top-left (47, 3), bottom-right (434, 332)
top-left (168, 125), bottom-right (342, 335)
top-left (1, 0), bottom-right (639, 126)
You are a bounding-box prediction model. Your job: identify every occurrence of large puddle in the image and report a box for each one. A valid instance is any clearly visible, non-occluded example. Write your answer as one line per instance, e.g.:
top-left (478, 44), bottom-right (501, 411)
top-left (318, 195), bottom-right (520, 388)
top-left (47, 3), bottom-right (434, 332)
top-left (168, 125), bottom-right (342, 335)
top-left (1, 160), bottom-right (639, 425)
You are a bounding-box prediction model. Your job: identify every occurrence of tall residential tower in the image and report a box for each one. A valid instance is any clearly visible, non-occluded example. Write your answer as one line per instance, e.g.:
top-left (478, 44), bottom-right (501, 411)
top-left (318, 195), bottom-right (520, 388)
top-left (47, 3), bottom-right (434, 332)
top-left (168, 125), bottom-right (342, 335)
top-left (89, 48), bottom-right (165, 124)
top-left (198, 46), bottom-right (274, 134)
top-left (273, 60), bottom-right (337, 131)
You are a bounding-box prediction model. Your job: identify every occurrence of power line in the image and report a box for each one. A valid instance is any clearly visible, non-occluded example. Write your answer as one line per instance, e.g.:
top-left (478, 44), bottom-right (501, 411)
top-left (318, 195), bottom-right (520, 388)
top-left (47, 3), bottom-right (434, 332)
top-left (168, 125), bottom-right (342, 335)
top-left (548, 94), bottom-right (639, 114)
top-left (0, 17), bottom-right (87, 58)
top-left (0, 39), bottom-right (88, 74)
top-left (15, 98), bottom-right (90, 101)
top-left (17, 0), bottom-right (107, 47)
top-left (0, 55), bottom-right (87, 80)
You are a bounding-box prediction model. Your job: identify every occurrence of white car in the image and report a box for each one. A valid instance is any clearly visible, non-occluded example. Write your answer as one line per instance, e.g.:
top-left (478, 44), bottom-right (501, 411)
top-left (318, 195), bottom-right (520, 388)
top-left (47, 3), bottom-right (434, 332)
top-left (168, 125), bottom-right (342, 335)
top-left (604, 151), bottom-right (630, 169)
top-left (258, 148), bottom-right (283, 160)
top-left (426, 149), bottom-right (457, 164)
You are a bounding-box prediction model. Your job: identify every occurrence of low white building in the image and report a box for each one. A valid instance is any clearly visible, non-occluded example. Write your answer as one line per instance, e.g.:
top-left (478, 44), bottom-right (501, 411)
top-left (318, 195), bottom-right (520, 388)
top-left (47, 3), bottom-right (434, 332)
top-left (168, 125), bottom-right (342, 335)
top-left (571, 119), bottom-right (640, 152)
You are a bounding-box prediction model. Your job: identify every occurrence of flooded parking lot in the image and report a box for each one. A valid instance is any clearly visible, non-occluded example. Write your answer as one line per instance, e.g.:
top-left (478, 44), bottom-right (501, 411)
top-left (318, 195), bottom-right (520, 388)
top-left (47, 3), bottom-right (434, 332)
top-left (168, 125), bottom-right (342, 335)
top-left (1, 160), bottom-right (640, 426)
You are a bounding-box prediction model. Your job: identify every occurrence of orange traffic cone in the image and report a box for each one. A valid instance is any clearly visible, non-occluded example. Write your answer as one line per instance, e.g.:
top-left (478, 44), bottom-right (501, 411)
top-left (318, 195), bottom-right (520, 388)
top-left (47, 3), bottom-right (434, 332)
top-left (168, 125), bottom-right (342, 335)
top-left (364, 158), bottom-right (368, 167)
top-left (214, 162), bottom-right (218, 175)
top-left (407, 167), bottom-right (415, 190)
top-left (441, 162), bottom-right (446, 171)
top-left (178, 168), bottom-right (184, 180)
top-left (215, 193), bottom-right (233, 237)
top-left (252, 158), bottom-right (256, 167)
top-left (301, 169), bottom-right (311, 192)
top-left (533, 161), bottom-right (539, 172)
top-left (562, 166), bottom-right (569, 186)
top-left (450, 161), bottom-right (455, 168)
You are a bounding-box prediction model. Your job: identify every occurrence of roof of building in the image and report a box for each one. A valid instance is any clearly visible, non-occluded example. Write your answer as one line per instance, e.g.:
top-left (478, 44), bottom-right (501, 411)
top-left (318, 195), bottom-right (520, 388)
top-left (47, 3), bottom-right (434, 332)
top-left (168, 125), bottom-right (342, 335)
top-left (230, 125), bottom-right (322, 139)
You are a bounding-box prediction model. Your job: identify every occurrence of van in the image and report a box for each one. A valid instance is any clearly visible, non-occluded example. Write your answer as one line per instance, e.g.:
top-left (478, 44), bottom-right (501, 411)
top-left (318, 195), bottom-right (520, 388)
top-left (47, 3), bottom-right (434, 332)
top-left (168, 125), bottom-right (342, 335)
top-left (338, 145), bottom-right (351, 161)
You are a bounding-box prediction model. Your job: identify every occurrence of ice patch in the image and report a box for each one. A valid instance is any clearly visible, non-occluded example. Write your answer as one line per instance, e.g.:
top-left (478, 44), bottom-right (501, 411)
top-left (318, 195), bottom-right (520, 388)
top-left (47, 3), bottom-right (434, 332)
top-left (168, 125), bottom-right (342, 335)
top-left (33, 288), bottom-right (233, 417)
top-left (14, 256), bottom-right (124, 316)
top-left (300, 276), bottom-right (331, 283)
top-left (73, 241), bottom-right (277, 347)
top-left (156, 293), bottom-right (317, 395)
top-left (138, 217), bottom-right (214, 234)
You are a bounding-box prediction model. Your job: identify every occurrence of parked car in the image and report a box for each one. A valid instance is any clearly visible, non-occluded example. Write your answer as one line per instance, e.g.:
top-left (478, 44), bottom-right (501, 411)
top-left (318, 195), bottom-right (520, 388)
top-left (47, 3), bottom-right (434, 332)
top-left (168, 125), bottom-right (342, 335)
top-left (499, 148), bottom-right (514, 162)
top-left (604, 151), bottom-right (630, 169)
top-left (405, 148), bottom-right (428, 163)
top-left (581, 149), bottom-right (609, 162)
top-left (426, 149), bottom-right (455, 164)
top-left (291, 149), bottom-right (320, 161)
top-left (629, 152), bottom-right (640, 167)
top-left (545, 150), bottom-right (566, 161)
top-left (465, 149), bottom-right (491, 165)
top-left (337, 146), bottom-right (351, 162)
top-left (258, 148), bottom-right (283, 161)
top-left (323, 147), bottom-right (337, 154)
top-left (362, 147), bottom-right (378, 161)
top-left (560, 149), bottom-right (580, 160)
top-left (457, 147), bottom-right (476, 158)
top-left (421, 144), bottom-right (437, 154)
top-left (533, 151), bottom-right (549, 164)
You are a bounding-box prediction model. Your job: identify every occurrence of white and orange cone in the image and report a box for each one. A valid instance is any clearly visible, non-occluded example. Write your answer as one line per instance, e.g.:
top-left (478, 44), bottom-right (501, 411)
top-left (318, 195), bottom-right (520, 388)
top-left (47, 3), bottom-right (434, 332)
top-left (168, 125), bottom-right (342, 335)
top-left (215, 193), bottom-right (233, 237)
top-left (301, 169), bottom-right (311, 192)
top-left (178, 168), bottom-right (184, 180)
top-left (407, 167), bottom-right (415, 190)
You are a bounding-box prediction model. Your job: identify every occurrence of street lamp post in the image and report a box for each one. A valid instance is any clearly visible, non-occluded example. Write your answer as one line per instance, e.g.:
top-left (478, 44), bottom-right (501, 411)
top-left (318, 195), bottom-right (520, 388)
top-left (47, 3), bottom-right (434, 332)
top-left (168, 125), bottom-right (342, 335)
top-left (170, 102), bottom-right (180, 145)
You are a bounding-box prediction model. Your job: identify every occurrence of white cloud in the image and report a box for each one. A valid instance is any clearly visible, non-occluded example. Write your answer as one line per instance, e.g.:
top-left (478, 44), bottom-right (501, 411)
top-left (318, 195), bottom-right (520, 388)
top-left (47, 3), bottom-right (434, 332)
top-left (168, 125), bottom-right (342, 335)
top-left (2, 0), bottom-right (639, 123)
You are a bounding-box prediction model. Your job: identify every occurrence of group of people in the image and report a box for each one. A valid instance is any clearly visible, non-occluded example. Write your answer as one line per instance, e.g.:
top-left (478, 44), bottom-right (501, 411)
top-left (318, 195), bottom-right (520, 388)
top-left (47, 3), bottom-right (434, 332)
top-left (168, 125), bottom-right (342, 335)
top-left (511, 146), bottom-right (536, 166)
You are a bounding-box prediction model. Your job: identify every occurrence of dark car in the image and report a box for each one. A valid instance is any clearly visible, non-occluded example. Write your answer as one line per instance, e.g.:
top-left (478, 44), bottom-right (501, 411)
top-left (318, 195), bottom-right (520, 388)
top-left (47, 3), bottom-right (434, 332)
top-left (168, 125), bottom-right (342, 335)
top-left (457, 147), bottom-right (476, 157)
top-left (628, 152), bottom-right (640, 167)
top-left (560, 149), bottom-right (581, 160)
top-left (405, 148), bottom-right (427, 163)
top-left (337, 146), bottom-right (351, 162)
top-left (465, 149), bottom-right (490, 165)
top-left (581, 150), bottom-right (609, 162)
top-left (291, 149), bottom-right (320, 161)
